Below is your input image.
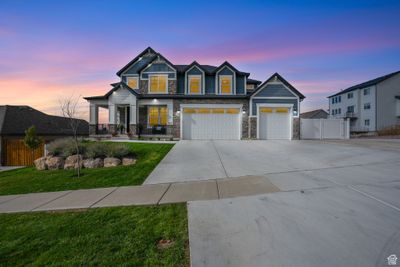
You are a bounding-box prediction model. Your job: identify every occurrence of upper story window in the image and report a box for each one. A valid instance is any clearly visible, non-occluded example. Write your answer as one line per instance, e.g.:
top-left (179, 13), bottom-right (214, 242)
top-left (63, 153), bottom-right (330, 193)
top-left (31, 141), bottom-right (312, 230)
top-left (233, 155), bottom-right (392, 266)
top-left (348, 92), bottom-right (353, 99)
top-left (364, 119), bottom-right (370, 126)
top-left (331, 98), bottom-right (335, 104)
top-left (364, 103), bottom-right (371, 110)
top-left (149, 75), bottom-right (167, 93)
top-left (338, 108), bottom-right (341, 114)
top-left (338, 96), bottom-right (341, 103)
top-left (364, 88), bottom-right (370, 95)
top-left (126, 77), bottom-right (138, 89)
top-left (220, 75), bottom-right (232, 94)
top-left (188, 75), bottom-right (201, 94)
top-left (347, 105), bottom-right (354, 113)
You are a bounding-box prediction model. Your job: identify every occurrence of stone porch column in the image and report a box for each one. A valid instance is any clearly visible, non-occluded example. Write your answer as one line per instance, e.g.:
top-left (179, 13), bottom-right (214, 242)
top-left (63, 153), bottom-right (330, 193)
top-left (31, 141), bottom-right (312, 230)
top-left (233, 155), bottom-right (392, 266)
top-left (129, 104), bottom-right (137, 136)
top-left (89, 104), bottom-right (99, 135)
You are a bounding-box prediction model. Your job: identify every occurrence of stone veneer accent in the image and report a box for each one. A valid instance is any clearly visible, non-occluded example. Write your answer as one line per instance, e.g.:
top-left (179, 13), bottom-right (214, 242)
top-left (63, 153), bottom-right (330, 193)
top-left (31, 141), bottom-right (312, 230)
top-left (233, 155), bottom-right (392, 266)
top-left (292, 118), bottom-right (300, 139)
top-left (249, 117), bottom-right (257, 139)
top-left (172, 98), bottom-right (249, 139)
top-left (108, 124), bottom-right (117, 135)
top-left (89, 124), bottom-right (97, 135)
top-left (138, 80), bottom-right (177, 94)
top-left (129, 124), bottom-right (137, 136)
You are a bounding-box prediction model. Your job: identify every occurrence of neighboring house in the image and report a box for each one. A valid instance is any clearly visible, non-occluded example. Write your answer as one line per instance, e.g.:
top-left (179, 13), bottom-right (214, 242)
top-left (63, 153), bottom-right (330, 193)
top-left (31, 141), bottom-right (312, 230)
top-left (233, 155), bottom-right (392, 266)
top-left (300, 109), bottom-right (329, 119)
top-left (0, 105), bottom-right (89, 166)
top-left (328, 71), bottom-right (400, 132)
top-left (85, 47), bottom-right (305, 140)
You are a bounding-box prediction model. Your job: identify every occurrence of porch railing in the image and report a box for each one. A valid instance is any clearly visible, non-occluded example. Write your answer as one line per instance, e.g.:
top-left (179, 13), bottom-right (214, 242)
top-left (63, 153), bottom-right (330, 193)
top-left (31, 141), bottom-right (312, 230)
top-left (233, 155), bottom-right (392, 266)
top-left (138, 125), bottom-right (167, 135)
top-left (97, 124), bottom-right (110, 135)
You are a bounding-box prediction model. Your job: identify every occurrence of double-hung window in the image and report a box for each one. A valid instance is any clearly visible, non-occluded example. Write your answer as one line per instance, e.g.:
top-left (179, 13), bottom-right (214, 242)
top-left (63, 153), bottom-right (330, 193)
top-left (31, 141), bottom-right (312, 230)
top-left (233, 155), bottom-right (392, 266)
top-left (148, 106), bottom-right (168, 126)
top-left (220, 75), bottom-right (232, 94)
top-left (364, 88), bottom-right (370, 95)
top-left (188, 75), bottom-right (201, 94)
top-left (348, 92), bottom-right (353, 99)
top-left (126, 77), bottom-right (139, 89)
top-left (364, 103), bottom-right (371, 110)
top-left (347, 105), bottom-right (354, 113)
top-left (149, 75), bottom-right (167, 93)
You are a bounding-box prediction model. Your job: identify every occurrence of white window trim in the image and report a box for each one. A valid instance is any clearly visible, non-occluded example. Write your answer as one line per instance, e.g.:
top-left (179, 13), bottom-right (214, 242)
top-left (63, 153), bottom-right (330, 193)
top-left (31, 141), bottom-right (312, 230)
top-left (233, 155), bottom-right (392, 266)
top-left (188, 75), bottom-right (203, 95)
top-left (148, 74), bottom-right (168, 94)
top-left (219, 75), bottom-right (233, 95)
top-left (126, 76), bottom-right (139, 89)
top-left (215, 65), bottom-right (236, 95)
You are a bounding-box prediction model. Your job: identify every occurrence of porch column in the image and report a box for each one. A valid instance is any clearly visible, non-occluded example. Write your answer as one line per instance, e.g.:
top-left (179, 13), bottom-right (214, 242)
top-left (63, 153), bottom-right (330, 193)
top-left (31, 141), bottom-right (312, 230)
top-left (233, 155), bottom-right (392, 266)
top-left (129, 104), bottom-right (137, 135)
top-left (108, 104), bottom-right (117, 134)
top-left (89, 104), bottom-right (98, 135)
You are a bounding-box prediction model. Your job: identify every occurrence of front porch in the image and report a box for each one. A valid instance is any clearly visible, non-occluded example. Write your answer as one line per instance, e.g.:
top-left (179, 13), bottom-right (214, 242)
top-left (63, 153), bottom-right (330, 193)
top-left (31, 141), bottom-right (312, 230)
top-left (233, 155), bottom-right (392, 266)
top-left (88, 98), bottom-right (175, 139)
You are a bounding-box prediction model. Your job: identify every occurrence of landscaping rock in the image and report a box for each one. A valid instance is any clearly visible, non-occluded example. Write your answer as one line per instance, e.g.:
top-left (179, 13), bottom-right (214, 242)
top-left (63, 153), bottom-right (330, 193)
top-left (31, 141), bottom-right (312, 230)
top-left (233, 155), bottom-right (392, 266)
top-left (34, 157), bottom-right (47, 170)
top-left (122, 157), bottom-right (137, 166)
top-left (104, 157), bottom-right (121, 167)
top-left (64, 155), bottom-right (83, 170)
top-left (83, 158), bottom-right (104, 169)
top-left (46, 156), bottom-right (64, 170)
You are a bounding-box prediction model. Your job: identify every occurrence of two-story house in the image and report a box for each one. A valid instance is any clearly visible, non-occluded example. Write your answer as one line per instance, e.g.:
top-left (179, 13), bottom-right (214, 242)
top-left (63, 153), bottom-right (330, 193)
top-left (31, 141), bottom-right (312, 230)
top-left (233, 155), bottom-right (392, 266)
top-left (328, 71), bottom-right (400, 132)
top-left (85, 47), bottom-right (305, 140)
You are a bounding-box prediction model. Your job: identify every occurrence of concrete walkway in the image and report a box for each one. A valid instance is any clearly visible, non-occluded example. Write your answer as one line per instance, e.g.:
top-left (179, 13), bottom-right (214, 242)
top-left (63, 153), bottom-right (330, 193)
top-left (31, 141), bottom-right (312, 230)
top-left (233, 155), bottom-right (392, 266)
top-left (0, 175), bottom-right (280, 213)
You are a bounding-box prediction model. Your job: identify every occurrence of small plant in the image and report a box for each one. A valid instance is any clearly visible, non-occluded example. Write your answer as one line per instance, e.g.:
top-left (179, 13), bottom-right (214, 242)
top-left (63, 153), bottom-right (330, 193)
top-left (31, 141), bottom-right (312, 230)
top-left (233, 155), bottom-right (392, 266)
top-left (23, 126), bottom-right (42, 165)
top-left (106, 143), bottom-right (131, 158)
top-left (85, 142), bottom-right (108, 158)
top-left (47, 138), bottom-right (85, 157)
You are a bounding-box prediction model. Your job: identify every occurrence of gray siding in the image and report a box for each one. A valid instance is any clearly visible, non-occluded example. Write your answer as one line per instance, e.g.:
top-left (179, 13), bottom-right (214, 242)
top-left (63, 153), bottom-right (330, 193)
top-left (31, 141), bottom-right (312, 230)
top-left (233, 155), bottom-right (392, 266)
top-left (376, 73), bottom-right (400, 130)
top-left (205, 75), bottom-right (216, 94)
top-left (252, 98), bottom-right (299, 116)
top-left (255, 84), bottom-right (296, 97)
top-left (123, 57), bottom-right (154, 75)
top-left (236, 75), bottom-right (245, 95)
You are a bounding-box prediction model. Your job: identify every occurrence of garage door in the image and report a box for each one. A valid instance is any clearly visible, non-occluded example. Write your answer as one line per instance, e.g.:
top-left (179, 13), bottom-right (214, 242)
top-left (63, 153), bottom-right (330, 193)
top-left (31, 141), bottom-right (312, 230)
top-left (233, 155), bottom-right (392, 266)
top-left (182, 107), bottom-right (240, 140)
top-left (259, 107), bottom-right (291, 140)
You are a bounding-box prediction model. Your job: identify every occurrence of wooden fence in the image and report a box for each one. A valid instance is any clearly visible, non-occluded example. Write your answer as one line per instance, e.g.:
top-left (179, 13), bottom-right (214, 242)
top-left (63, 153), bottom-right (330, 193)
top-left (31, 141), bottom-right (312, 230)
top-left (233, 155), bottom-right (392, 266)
top-left (2, 139), bottom-right (44, 166)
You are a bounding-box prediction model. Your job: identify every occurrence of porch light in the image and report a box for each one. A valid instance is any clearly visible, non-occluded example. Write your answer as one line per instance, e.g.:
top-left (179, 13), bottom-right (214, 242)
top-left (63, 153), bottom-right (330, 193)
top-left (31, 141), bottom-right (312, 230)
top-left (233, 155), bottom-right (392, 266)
top-left (152, 99), bottom-right (159, 104)
top-left (176, 110), bottom-right (181, 115)
top-left (242, 109), bottom-right (246, 114)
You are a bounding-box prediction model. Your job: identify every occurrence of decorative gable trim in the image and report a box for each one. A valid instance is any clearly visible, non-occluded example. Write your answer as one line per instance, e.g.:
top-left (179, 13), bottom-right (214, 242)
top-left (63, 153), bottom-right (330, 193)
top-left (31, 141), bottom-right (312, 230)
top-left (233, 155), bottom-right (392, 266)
top-left (139, 54), bottom-right (177, 80)
top-left (117, 47), bottom-right (157, 76)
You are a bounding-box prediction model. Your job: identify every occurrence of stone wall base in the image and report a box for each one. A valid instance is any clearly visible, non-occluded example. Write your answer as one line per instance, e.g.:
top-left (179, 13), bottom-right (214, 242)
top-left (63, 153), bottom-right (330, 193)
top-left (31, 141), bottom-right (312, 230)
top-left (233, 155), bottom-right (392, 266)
top-left (89, 124), bottom-right (97, 135)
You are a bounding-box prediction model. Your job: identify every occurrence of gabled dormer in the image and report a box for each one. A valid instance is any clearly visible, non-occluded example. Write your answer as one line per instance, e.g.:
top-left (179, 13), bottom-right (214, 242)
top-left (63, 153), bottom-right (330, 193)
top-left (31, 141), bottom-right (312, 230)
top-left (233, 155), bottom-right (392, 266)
top-left (184, 61), bottom-right (206, 95)
top-left (214, 61), bottom-right (249, 95)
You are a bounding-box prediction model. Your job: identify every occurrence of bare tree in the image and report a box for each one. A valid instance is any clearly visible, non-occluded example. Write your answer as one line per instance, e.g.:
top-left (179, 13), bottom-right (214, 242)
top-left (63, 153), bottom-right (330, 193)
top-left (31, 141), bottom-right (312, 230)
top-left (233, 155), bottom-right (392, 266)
top-left (60, 94), bottom-right (82, 178)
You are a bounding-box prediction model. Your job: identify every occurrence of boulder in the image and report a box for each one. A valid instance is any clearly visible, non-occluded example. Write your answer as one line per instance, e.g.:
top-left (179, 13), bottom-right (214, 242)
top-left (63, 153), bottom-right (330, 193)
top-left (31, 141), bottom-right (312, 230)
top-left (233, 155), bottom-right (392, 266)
top-left (34, 156), bottom-right (47, 170)
top-left (64, 155), bottom-right (83, 170)
top-left (83, 158), bottom-right (104, 169)
top-left (104, 157), bottom-right (121, 168)
top-left (46, 156), bottom-right (64, 170)
top-left (122, 157), bottom-right (137, 166)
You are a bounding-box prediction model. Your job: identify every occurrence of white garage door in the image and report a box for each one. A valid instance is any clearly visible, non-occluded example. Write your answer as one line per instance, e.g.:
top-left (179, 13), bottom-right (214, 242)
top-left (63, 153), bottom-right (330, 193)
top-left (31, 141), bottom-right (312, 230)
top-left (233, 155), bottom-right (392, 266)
top-left (259, 107), bottom-right (291, 140)
top-left (182, 107), bottom-right (240, 140)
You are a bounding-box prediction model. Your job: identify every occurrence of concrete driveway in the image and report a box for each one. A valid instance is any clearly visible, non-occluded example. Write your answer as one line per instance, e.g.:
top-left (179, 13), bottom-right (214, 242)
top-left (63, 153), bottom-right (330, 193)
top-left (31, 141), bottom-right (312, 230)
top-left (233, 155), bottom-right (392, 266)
top-left (144, 139), bottom-right (400, 184)
top-left (185, 139), bottom-right (400, 267)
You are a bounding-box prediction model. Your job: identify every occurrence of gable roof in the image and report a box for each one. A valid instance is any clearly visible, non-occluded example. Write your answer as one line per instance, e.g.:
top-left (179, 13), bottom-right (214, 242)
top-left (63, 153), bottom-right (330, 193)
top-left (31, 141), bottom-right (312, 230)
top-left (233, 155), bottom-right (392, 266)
top-left (116, 47), bottom-right (157, 76)
top-left (136, 52), bottom-right (177, 74)
top-left (328, 70), bottom-right (400, 98)
top-left (213, 61), bottom-right (250, 76)
top-left (247, 78), bottom-right (262, 85)
top-left (251, 72), bottom-right (305, 99)
top-left (84, 82), bottom-right (139, 101)
top-left (0, 105), bottom-right (88, 136)
top-left (300, 109), bottom-right (328, 119)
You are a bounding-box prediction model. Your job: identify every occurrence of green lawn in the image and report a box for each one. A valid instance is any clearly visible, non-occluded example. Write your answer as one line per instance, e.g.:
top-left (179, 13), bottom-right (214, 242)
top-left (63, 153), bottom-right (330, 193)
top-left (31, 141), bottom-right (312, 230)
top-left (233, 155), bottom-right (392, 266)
top-left (0, 143), bottom-right (174, 195)
top-left (0, 204), bottom-right (188, 267)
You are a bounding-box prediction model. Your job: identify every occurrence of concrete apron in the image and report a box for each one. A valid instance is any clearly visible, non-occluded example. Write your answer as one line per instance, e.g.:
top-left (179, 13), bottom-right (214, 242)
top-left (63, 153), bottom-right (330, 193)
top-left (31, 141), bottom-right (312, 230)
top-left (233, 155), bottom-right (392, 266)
top-left (0, 175), bottom-right (281, 213)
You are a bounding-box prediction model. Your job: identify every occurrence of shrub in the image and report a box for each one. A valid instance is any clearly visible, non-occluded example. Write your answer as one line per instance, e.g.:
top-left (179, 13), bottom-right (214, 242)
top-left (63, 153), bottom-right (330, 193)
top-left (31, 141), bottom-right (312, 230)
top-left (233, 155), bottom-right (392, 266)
top-left (106, 143), bottom-right (131, 158)
top-left (378, 125), bottom-right (400, 136)
top-left (85, 142), bottom-right (108, 158)
top-left (47, 138), bottom-right (85, 157)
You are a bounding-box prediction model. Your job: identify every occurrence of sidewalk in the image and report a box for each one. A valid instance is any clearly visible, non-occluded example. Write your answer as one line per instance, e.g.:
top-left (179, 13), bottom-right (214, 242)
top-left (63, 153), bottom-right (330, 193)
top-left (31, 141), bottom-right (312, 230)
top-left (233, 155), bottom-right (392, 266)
top-left (0, 175), bottom-right (280, 213)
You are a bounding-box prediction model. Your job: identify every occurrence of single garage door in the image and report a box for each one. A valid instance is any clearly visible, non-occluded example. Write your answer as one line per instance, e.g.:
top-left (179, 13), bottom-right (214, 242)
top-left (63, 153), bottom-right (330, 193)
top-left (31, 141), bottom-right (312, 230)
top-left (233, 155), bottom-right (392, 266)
top-left (259, 107), bottom-right (291, 140)
top-left (182, 107), bottom-right (240, 140)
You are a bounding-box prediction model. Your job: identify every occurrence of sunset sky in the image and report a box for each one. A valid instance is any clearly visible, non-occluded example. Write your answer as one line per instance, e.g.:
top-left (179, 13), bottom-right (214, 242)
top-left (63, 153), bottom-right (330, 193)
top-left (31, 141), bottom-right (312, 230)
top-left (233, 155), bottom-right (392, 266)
top-left (1, 0), bottom-right (399, 122)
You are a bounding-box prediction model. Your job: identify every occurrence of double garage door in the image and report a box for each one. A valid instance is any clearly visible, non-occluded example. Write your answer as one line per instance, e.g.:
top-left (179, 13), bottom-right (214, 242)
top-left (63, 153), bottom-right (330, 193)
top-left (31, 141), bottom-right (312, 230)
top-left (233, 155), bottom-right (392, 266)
top-left (182, 107), bottom-right (240, 140)
top-left (259, 107), bottom-right (292, 140)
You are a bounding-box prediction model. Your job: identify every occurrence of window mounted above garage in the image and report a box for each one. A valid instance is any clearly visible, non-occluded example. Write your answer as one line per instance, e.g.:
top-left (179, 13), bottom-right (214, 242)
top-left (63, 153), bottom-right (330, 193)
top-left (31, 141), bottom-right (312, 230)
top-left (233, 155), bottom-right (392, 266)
top-left (220, 75), bottom-right (232, 94)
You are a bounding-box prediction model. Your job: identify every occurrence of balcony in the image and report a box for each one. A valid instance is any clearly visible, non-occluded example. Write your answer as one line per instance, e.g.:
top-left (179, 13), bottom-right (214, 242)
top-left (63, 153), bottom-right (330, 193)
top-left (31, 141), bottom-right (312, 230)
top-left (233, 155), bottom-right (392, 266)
top-left (345, 112), bottom-right (358, 119)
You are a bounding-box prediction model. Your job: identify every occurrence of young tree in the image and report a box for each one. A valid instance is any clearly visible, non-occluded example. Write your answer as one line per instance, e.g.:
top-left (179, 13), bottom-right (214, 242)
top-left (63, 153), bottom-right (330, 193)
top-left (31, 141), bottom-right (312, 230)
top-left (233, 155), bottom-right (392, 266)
top-left (23, 125), bottom-right (42, 165)
top-left (60, 94), bottom-right (82, 178)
